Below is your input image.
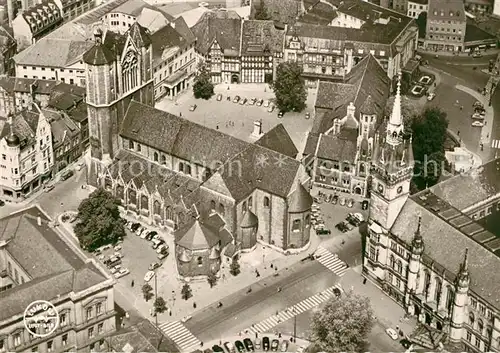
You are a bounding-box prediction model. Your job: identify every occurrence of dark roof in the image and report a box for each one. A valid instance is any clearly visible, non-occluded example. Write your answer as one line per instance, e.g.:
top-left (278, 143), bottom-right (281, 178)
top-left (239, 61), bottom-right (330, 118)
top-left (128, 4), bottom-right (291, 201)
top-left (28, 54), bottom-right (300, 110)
top-left (251, 0), bottom-right (300, 24)
top-left (409, 0), bottom-right (428, 4)
top-left (303, 133), bottom-right (320, 156)
top-left (173, 16), bottom-right (196, 43)
top-left (0, 77), bottom-right (57, 95)
top-left (316, 133), bottom-right (357, 162)
top-left (82, 38), bottom-right (116, 65)
top-left (48, 83), bottom-right (86, 110)
top-left (129, 22), bottom-right (152, 47)
top-left (298, 2), bottom-right (337, 25)
top-left (175, 219), bottom-right (220, 250)
top-left (192, 14), bottom-right (242, 55)
top-left (0, 108), bottom-right (42, 147)
top-left (428, 0), bottom-right (465, 21)
top-left (288, 182), bottom-right (313, 213)
top-left (0, 206), bottom-right (108, 321)
top-left (150, 24), bottom-right (185, 66)
top-left (241, 20), bottom-right (285, 55)
top-left (464, 23), bottom-right (497, 43)
top-left (430, 159), bottom-right (500, 211)
top-left (254, 123), bottom-right (298, 158)
top-left (240, 210), bottom-right (258, 227)
top-left (48, 110), bottom-right (81, 147)
top-left (83, 26), bottom-right (141, 65)
top-left (22, 0), bottom-right (63, 36)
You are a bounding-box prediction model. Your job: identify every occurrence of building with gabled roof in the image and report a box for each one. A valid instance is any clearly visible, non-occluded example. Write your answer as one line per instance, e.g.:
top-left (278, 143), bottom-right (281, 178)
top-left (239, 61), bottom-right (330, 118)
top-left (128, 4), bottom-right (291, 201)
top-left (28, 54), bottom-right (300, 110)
top-left (304, 55), bottom-right (391, 197)
top-left (0, 205), bottom-right (116, 352)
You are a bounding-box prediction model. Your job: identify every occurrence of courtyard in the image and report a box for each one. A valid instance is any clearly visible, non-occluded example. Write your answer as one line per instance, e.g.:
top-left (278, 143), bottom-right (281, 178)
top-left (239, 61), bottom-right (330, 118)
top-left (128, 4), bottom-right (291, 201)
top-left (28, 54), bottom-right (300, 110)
top-left (154, 84), bottom-right (317, 155)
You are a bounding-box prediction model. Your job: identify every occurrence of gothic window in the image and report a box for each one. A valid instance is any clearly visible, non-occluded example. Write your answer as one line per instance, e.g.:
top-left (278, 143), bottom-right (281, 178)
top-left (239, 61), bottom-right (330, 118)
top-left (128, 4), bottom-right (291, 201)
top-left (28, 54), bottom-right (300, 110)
top-left (434, 279), bottom-right (442, 304)
top-left (305, 214), bottom-right (310, 227)
top-left (128, 189), bottom-right (137, 204)
top-left (141, 195), bottom-right (148, 210)
top-left (161, 154), bottom-right (166, 165)
top-left (116, 185), bottom-right (124, 200)
top-left (446, 286), bottom-right (454, 311)
top-left (469, 312), bottom-right (475, 327)
top-left (153, 152), bottom-right (158, 162)
top-left (396, 260), bottom-right (402, 274)
top-left (137, 144), bottom-right (141, 152)
top-left (292, 219), bottom-right (301, 231)
top-left (153, 200), bottom-right (161, 215)
top-left (179, 163), bottom-right (184, 172)
top-left (359, 163), bottom-right (365, 173)
top-left (122, 50), bottom-right (138, 92)
top-left (104, 177), bottom-right (112, 190)
top-left (129, 140), bottom-right (134, 149)
top-left (263, 196), bottom-right (270, 207)
top-left (210, 200), bottom-right (216, 211)
top-left (478, 319), bottom-right (483, 334)
top-left (165, 206), bottom-right (173, 220)
top-left (390, 255), bottom-right (395, 269)
top-left (185, 164), bottom-right (191, 175)
top-left (218, 203), bottom-right (225, 215)
top-left (197, 256), bottom-right (203, 266)
top-left (248, 196), bottom-right (253, 209)
top-left (424, 271), bottom-right (431, 297)
top-left (242, 201), bottom-right (247, 212)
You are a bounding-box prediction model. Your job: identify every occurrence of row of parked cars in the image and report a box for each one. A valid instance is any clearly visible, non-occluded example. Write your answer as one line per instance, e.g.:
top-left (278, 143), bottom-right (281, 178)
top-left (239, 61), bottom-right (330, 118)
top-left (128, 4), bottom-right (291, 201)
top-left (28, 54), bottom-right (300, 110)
top-left (335, 212), bottom-right (364, 232)
top-left (209, 337), bottom-right (297, 353)
top-left (311, 204), bottom-right (330, 235)
top-left (94, 242), bottom-right (130, 279)
top-left (226, 95), bottom-right (278, 113)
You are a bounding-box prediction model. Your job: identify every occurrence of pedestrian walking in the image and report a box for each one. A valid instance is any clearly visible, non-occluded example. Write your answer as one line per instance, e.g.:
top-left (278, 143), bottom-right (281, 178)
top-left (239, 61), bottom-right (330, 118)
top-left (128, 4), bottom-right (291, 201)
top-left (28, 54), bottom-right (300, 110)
top-left (487, 133), bottom-right (489, 138)
top-left (216, 125), bottom-right (219, 130)
top-left (460, 105), bottom-right (463, 110)
top-left (201, 342), bottom-right (204, 347)
top-left (193, 302), bottom-right (197, 309)
top-left (131, 280), bottom-right (134, 287)
top-left (457, 130), bottom-right (460, 136)
top-left (179, 112), bottom-right (182, 117)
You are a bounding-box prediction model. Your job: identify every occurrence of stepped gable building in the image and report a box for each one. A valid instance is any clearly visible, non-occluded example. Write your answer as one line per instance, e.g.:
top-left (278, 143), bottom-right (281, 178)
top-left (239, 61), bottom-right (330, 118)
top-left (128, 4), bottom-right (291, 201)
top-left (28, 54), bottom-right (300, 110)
top-left (303, 54), bottom-right (391, 197)
top-left (363, 90), bottom-right (500, 350)
top-left (83, 22), bottom-right (312, 278)
top-left (0, 205), bottom-right (116, 352)
top-left (285, 0), bottom-right (418, 86)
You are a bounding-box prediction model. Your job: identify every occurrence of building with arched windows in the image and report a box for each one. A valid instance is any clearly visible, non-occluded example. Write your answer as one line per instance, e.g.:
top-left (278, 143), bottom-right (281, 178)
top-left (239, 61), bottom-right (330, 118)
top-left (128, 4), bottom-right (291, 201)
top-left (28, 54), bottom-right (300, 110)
top-left (82, 23), bottom-right (312, 278)
top-left (362, 67), bottom-right (500, 351)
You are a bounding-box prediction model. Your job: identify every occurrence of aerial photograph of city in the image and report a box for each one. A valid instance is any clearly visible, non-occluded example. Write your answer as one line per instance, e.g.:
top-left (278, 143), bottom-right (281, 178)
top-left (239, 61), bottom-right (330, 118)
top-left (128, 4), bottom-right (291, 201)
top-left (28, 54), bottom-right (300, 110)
top-left (0, 0), bottom-right (499, 351)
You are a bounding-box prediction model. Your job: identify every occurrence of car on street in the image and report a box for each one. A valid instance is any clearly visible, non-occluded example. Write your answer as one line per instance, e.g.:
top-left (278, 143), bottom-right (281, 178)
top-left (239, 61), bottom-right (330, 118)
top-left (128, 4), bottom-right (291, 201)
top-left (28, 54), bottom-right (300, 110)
top-left (268, 104), bottom-right (275, 113)
top-left (296, 346), bottom-right (306, 353)
top-left (235, 340), bottom-right (245, 352)
top-left (149, 262), bottom-right (161, 271)
top-left (152, 239), bottom-right (164, 249)
top-left (75, 162), bottom-right (84, 171)
top-left (256, 99), bottom-right (264, 106)
top-left (157, 244), bottom-right (169, 254)
top-left (271, 339), bottom-right (279, 351)
top-left (386, 328), bottom-right (398, 340)
top-left (473, 101), bottom-right (483, 108)
top-left (144, 271), bottom-right (155, 282)
top-left (305, 112), bottom-right (310, 119)
top-left (347, 213), bottom-right (361, 226)
top-left (263, 100), bottom-right (269, 107)
top-left (212, 345), bottom-right (224, 353)
top-left (316, 228), bottom-right (331, 235)
top-left (345, 222), bottom-right (354, 231)
top-left (189, 104), bottom-right (197, 111)
top-left (472, 112), bottom-right (484, 120)
top-left (336, 222), bottom-right (349, 232)
top-left (278, 111), bottom-right (284, 118)
top-left (115, 267), bottom-right (130, 278)
top-left (110, 266), bottom-right (120, 274)
top-left (263, 337), bottom-right (270, 351)
top-left (427, 92), bottom-right (435, 101)
top-left (249, 98), bottom-right (256, 105)
top-left (472, 121), bottom-right (484, 127)
top-left (339, 197), bottom-right (346, 206)
top-left (130, 222), bottom-right (141, 232)
top-left (98, 254), bottom-right (105, 261)
top-left (362, 200), bottom-right (369, 210)
top-left (472, 52), bottom-right (482, 58)
top-left (224, 342), bottom-right (235, 353)
top-left (158, 252), bottom-right (168, 260)
top-left (61, 170), bottom-right (74, 180)
top-left (44, 184), bottom-right (55, 192)
top-left (113, 245), bottom-right (122, 251)
top-left (243, 338), bottom-right (254, 351)
top-left (240, 98), bottom-right (248, 105)
top-left (145, 232), bottom-right (156, 241)
top-left (347, 198), bottom-right (354, 208)
top-left (280, 341), bottom-right (288, 352)
top-left (233, 96), bottom-right (241, 103)
top-left (331, 194), bottom-right (339, 204)
top-left (216, 94), bottom-right (222, 101)
top-left (254, 338), bottom-right (261, 350)
top-left (333, 287), bottom-right (342, 297)
top-left (199, 1), bottom-right (209, 6)
top-left (140, 229), bottom-right (149, 239)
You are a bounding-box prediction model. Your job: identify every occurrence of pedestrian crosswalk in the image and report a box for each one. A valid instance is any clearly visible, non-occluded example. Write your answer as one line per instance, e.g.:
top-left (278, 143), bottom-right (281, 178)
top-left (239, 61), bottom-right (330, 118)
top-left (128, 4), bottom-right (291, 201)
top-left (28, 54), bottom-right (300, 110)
top-left (158, 321), bottom-right (201, 353)
top-left (491, 139), bottom-right (500, 149)
top-left (314, 246), bottom-right (349, 277)
top-left (244, 284), bottom-right (343, 335)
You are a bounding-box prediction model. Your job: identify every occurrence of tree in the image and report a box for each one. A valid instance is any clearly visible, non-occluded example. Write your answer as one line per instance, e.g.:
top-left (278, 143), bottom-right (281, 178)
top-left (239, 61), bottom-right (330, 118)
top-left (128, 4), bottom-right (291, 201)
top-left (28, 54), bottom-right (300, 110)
top-left (193, 62), bottom-right (214, 100)
top-left (142, 284), bottom-right (154, 302)
top-left (254, 0), bottom-right (271, 20)
top-left (74, 188), bottom-right (125, 251)
top-left (181, 283), bottom-right (192, 300)
top-left (271, 62), bottom-right (307, 113)
top-left (207, 272), bottom-right (218, 288)
top-left (384, 96), bottom-right (421, 126)
top-left (229, 256), bottom-right (241, 276)
top-left (416, 12), bottom-right (427, 38)
top-left (411, 107), bottom-right (449, 190)
top-left (309, 293), bottom-right (374, 353)
top-left (154, 296), bottom-right (167, 313)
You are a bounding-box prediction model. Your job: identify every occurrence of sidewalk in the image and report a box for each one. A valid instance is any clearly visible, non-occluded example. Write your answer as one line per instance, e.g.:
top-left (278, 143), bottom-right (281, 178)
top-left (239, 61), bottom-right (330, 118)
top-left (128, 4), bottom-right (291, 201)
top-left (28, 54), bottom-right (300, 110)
top-left (417, 48), bottom-right (500, 58)
top-left (202, 333), bottom-right (310, 352)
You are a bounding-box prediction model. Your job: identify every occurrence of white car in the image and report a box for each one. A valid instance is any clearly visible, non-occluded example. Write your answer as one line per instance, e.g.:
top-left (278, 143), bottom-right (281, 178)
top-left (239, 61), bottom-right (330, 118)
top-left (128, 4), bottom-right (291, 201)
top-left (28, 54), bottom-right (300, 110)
top-left (263, 100), bottom-right (270, 107)
top-left (427, 92), bottom-right (435, 101)
top-left (114, 245), bottom-right (122, 251)
top-left (198, 1), bottom-right (208, 6)
top-left (386, 328), bottom-right (398, 340)
top-left (472, 121), bottom-right (484, 127)
top-left (353, 213), bottom-right (365, 223)
top-left (115, 268), bottom-right (130, 278)
top-left (144, 271), bottom-right (155, 282)
top-left (75, 162), bottom-right (84, 171)
top-left (97, 255), bottom-right (105, 261)
top-left (339, 197), bottom-right (346, 206)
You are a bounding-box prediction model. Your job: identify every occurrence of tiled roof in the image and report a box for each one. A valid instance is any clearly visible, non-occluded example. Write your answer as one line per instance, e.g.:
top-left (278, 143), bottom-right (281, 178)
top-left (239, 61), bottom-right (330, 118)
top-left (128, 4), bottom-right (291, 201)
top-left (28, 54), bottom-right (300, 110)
top-left (392, 196), bottom-right (500, 310)
top-left (176, 7), bottom-right (211, 28)
top-left (129, 22), bottom-right (151, 48)
top-left (240, 20), bottom-right (285, 55)
top-left (47, 83), bottom-right (86, 111)
top-left (173, 16), bottom-right (196, 43)
top-left (303, 133), bottom-right (319, 156)
top-left (0, 108), bottom-right (41, 146)
top-left (464, 23), bottom-right (497, 43)
top-left (48, 110), bottom-right (80, 147)
top-left (250, 0), bottom-right (300, 24)
top-left (175, 219), bottom-right (220, 250)
top-left (110, 0), bottom-right (151, 17)
top-left (409, 0), bottom-right (428, 4)
top-left (150, 21), bottom-right (192, 66)
top-left (430, 159), bottom-right (500, 211)
top-left (136, 8), bottom-right (170, 34)
top-left (0, 77), bottom-right (57, 95)
top-left (191, 14), bottom-right (242, 54)
top-left (240, 209), bottom-right (258, 227)
top-left (254, 123), bottom-right (298, 158)
top-left (298, 1), bottom-right (337, 25)
top-left (316, 133), bottom-right (357, 162)
top-left (428, 0), bottom-right (465, 21)
top-left (288, 182), bottom-right (313, 213)
top-left (22, 0), bottom-right (63, 36)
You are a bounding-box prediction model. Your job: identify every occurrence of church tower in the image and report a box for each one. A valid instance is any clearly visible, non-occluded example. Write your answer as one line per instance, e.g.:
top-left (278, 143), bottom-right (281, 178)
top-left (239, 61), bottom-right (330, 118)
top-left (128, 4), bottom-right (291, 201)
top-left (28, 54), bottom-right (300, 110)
top-left (406, 216), bottom-right (424, 310)
top-left (450, 249), bottom-right (470, 344)
top-left (369, 73), bottom-right (414, 230)
top-left (83, 24), bottom-right (154, 171)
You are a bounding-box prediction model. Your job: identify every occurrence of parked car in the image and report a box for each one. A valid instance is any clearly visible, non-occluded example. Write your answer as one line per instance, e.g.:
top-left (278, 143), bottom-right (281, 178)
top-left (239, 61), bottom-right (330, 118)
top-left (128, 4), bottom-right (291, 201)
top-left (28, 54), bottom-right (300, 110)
top-left (472, 121), bottom-right (484, 127)
top-left (345, 222), bottom-right (354, 231)
top-left (61, 170), bottom-right (74, 180)
top-left (347, 214), bottom-right (360, 227)
top-left (243, 338), bottom-right (254, 351)
top-left (224, 342), bottom-right (235, 353)
top-left (233, 96), bottom-right (240, 103)
top-left (240, 98), bottom-right (248, 105)
top-left (235, 340), bottom-right (245, 353)
top-left (347, 198), bottom-right (354, 208)
top-left (339, 197), bottom-right (346, 206)
top-left (189, 104), bottom-right (197, 111)
top-left (152, 239), bottom-right (164, 249)
top-left (130, 222), bottom-right (141, 232)
top-left (473, 101), bottom-right (483, 108)
top-left (254, 338), bottom-right (261, 350)
top-left (335, 222), bottom-right (348, 233)
top-left (216, 93), bottom-right (222, 101)
top-left (263, 100), bottom-right (270, 107)
top-left (144, 271), bottom-right (155, 282)
top-left (316, 228), bottom-right (331, 235)
top-left (280, 341), bottom-right (288, 352)
top-left (263, 337), bottom-right (270, 351)
top-left (472, 112), bottom-right (484, 120)
top-left (158, 252), bottom-right (168, 260)
top-left (427, 92), bottom-right (435, 101)
top-left (44, 184), bottom-right (55, 192)
top-left (140, 229), bottom-right (149, 239)
top-left (212, 345), bottom-right (224, 352)
top-left (145, 232), bottom-right (156, 241)
top-left (268, 104), bottom-right (275, 113)
top-left (333, 287), bottom-right (342, 297)
top-left (75, 162), bottom-right (84, 171)
top-left (113, 245), bottom-right (122, 252)
top-left (278, 111), bottom-right (284, 118)
top-left (115, 268), bottom-right (130, 278)
top-left (386, 328), bottom-right (398, 340)
top-left (157, 244), bottom-right (169, 254)
top-left (472, 52), bottom-right (483, 58)
top-left (249, 98), bottom-right (256, 105)
top-left (332, 194), bottom-right (338, 204)
top-left (256, 99), bottom-right (264, 106)
top-left (149, 262), bottom-right (161, 271)
top-left (271, 339), bottom-right (279, 351)
top-left (362, 200), bottom-right (369, 210)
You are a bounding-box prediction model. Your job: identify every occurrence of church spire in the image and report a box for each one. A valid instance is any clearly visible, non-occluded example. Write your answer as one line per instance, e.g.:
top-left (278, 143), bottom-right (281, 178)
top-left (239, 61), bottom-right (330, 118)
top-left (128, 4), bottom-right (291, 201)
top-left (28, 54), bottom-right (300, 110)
top-left (457, 248), bottom-right (470, 288)
top-left (389, 72), bottom-right (402, 127)
top-left (411, 216), bottom-right (424, 255)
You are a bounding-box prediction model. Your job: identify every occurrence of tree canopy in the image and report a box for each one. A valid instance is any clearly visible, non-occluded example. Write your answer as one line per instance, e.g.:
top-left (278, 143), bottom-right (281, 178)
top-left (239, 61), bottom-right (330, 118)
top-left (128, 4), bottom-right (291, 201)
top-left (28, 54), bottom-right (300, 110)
top-left (271, 62), bottom-right (307, 113)
top-left (74, 188), bottom-right (125, 251)
top-left (309, 293), bottom-right (374, 352)
top-left (416, 12), bottom-right (427, 38)
top-left (411, 107), bottom-right (449, 189)
top-left (254, 0), bottom-right (271, 20)
top-left (193, 63), bottom-right (214, 100)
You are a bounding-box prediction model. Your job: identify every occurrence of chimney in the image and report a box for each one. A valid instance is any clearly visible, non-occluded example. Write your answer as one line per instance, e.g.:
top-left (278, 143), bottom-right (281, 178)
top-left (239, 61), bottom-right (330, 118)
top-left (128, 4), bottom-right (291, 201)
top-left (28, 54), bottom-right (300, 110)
top-left (37, 216), bottom-right (41, 226)
top-left (251, 120), bottom-right (263, 137)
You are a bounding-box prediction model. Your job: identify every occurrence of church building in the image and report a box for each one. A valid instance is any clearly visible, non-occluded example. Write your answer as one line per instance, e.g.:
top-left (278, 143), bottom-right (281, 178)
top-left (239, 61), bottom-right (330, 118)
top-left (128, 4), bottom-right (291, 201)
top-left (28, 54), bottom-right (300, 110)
top-left (82, 24), bottom-right (313, 279)
top-left (363, 73), bottom-right (500, 351)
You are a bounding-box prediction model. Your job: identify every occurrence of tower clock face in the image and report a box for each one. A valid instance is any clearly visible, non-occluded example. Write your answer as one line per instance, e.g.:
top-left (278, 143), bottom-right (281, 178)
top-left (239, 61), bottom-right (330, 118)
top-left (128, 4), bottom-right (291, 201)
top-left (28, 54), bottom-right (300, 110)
top-left (377, 183), bottom-right (384, 193)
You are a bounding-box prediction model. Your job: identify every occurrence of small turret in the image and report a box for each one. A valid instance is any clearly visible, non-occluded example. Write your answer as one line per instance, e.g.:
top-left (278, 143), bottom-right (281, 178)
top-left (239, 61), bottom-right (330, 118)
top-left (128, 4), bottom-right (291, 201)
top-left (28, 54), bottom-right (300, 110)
top-left (5, 114), bottom-right (19, 147)
top-left (411, 216), bottom-right (424, 255)
top-left (457, 248), bottom-right (470, 289)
